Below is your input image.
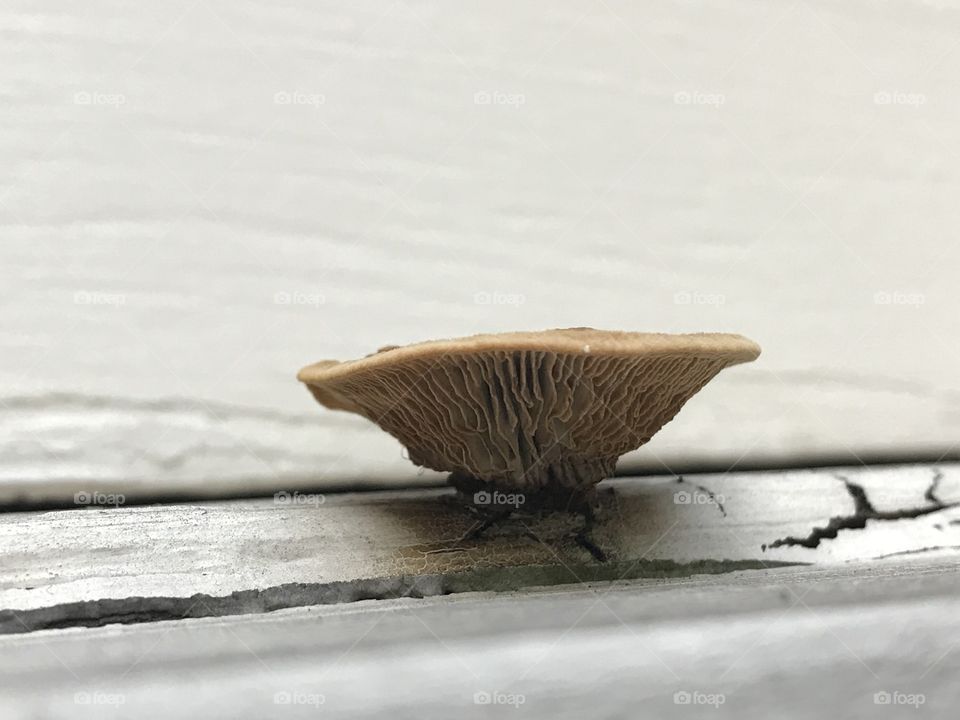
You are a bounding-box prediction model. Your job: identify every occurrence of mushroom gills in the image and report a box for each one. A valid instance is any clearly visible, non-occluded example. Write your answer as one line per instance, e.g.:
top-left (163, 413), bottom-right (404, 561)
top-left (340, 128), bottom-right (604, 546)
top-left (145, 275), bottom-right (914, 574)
top-left (322, 350), bottom-right (727, 497)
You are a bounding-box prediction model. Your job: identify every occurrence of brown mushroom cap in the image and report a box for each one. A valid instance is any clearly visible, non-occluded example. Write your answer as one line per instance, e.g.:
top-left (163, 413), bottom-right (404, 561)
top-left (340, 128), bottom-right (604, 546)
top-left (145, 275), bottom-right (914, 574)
top-left (298, 329), bottom-right (760, 496)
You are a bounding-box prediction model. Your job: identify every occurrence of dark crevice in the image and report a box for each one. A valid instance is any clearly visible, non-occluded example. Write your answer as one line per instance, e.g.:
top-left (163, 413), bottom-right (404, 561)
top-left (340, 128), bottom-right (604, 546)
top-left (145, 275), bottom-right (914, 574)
top-left (0, 558), bottom-right (799, 635)
top-left (763, 471), bottom-right (957, 551)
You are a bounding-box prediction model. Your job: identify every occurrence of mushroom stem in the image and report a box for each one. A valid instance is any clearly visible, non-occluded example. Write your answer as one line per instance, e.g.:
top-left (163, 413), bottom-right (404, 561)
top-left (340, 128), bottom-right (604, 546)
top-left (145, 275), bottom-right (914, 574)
top-left (449, 469), bottom-right (601, 515)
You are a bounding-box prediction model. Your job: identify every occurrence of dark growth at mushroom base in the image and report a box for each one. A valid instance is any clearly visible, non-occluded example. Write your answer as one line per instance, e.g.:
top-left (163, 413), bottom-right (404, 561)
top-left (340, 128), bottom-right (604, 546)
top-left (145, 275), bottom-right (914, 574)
top-left (446, 464), bottom-right (616, 516)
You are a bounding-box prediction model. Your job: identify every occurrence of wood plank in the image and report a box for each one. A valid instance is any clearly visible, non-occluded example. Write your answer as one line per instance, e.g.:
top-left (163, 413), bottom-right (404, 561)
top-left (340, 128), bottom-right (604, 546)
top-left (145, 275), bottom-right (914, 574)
top-left (2, 464), bottom-right (959, 634)
top-left (3, 0), bottom-right (960, 503)
top-left (2, 557), bottom-right (959, 719)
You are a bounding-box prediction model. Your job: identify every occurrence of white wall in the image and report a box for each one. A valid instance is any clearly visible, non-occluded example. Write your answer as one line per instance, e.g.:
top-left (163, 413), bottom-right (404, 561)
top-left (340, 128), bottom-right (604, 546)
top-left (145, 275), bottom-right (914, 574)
top-left (3, 0), bottom-right (960, 502)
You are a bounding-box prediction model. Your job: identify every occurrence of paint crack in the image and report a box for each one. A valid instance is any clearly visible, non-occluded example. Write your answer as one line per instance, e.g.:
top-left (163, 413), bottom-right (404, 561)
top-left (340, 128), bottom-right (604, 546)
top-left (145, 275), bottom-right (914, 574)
top-left (763, 470), bottom-right (957, 550)
top-left (675, 476), bottom-right (727, 517)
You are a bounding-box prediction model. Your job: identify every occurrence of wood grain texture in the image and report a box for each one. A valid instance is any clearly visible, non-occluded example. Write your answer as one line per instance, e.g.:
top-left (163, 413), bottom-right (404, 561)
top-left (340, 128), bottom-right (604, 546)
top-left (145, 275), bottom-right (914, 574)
top-left (2, 558), bottom-right (959, 719)
top-left (3, 1), bottom-right (960, 501)
top-left (2, 464), bottom-right (959, 634)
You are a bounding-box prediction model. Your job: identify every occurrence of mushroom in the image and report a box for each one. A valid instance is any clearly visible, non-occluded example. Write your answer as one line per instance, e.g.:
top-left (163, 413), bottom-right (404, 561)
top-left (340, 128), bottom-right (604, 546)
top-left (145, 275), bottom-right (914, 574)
top-left (298, 328), bottom-right (760, 510)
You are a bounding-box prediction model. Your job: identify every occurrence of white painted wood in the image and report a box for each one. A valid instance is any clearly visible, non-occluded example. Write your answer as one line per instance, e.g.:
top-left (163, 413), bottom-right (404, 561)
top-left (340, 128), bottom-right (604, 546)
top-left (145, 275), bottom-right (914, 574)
top-left (2, 558), bottom-right (959, 719)
top-left (2, 464), bottom-right (958, 632)
top-left (3, 1), bottom-right (960, 501)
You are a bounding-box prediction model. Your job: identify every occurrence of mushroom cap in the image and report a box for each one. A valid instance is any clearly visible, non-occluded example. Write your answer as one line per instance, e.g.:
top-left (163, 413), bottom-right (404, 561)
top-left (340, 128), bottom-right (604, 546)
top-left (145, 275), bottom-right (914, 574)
top-left (298, 329), bottom-right (760, 493)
